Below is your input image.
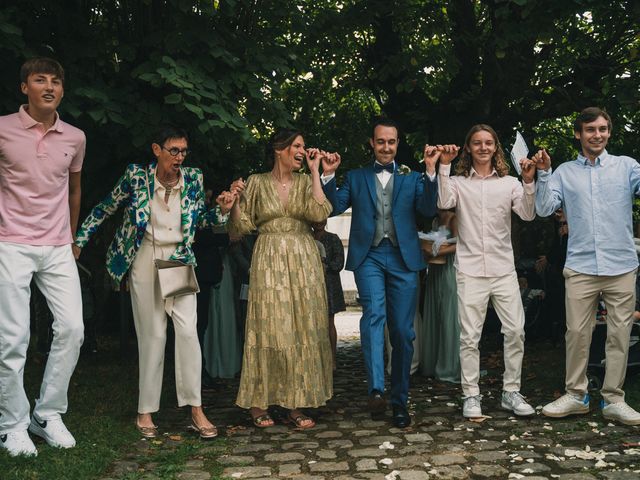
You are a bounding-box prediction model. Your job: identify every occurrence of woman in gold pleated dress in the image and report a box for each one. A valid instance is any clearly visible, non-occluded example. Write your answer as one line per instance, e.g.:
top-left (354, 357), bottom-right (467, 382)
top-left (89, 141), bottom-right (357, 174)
top-left (228, 129), bottom-right (334, 429)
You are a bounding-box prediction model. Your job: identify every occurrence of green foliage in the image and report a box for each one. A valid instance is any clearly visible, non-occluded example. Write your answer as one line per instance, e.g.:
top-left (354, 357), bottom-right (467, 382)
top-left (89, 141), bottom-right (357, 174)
top-left (1, 0), bottom-right (639, 204)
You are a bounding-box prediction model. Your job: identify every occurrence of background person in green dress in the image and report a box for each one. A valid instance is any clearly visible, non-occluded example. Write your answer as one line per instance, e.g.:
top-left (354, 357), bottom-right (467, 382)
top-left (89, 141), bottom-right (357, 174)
top-left (420, 209), bottom-right (460, 383)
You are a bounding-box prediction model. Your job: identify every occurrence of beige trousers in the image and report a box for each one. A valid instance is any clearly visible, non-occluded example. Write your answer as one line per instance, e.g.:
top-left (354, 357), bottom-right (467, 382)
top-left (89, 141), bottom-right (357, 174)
top-left (564, 267), bottom-right (636, 404)
top-left (130, 239), bottom-right (201, 413)
top-left (456, 270), bottom-right (525, 397)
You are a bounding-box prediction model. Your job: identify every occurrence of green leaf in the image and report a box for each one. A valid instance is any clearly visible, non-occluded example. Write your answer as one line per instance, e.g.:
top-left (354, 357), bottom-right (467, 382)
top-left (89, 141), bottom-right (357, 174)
top-left (164, 93), bottom-right (182, 104)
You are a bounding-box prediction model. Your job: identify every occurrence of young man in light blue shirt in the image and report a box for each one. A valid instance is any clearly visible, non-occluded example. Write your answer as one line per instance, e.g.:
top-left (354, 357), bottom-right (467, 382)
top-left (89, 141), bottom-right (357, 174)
top-left (534, 107), bottom-right (640, 425)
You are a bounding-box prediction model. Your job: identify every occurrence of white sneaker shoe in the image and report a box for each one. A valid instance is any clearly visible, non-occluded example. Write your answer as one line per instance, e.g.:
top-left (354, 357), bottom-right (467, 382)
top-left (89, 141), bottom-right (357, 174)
top-left (0, 431), bottom-right (38, 457)
top-left (462, 395), bottom-right (482, 418)
top-left (28, 416), bottom-right (76, 448)
top-left (542, 393), bottom-right (590, 418)
top-left (501, 391), bottom-right (535, 416)
top-left (602, 401), bottom-right (640, 426)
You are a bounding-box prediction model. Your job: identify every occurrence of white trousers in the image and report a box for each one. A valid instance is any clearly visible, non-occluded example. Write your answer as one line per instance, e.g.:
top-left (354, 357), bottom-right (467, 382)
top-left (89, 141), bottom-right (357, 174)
top-left (456, 270), bottom-right (525, 397)
top-left (0, 242), bottom-right (83, 433)
top-left (130, 240), bottom-right (201, 413)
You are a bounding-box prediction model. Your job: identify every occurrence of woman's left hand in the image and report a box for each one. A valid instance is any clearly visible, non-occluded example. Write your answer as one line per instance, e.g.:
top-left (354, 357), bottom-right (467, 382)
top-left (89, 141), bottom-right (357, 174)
top-left (216, 191), bottom-right (236, 214)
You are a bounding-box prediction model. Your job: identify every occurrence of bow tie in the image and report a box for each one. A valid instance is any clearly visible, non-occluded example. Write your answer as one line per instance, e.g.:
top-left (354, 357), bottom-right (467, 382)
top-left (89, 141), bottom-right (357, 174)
top-left (374, 162), bottom-right (394, 174)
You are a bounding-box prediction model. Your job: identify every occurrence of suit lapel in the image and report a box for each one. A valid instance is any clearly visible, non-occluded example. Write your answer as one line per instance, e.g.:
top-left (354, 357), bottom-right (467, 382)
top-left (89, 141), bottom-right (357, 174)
top-left (139, 162), bottom-right (155, 228)
top-left (392, 167), bottom-right (405, 205)
top-left (364, 165), bottom-right (377, 206)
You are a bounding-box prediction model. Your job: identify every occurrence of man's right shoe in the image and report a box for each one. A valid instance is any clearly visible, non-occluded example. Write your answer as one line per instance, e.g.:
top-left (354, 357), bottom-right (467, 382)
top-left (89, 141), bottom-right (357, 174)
top-left (542, 393), bottom-right (590, 418)
top-left (462, 395), bottom-right (482, 418)
top-left (367, 389), bottom-right (387, 413)
top-left (28, 416), bottom-right (76, 448)
top-left (0, 431), bottom-right (38, 457)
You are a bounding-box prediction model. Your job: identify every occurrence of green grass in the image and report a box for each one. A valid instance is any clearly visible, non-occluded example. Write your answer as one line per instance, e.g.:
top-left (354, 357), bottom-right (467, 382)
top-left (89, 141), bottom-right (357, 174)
top-left (0, 339), bottom-right (228, 480)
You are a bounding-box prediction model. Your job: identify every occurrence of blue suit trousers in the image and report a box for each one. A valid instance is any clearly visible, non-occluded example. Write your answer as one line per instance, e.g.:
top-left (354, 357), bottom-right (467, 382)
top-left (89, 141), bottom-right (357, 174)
top-left (354, 239), bottom-right (417, 407)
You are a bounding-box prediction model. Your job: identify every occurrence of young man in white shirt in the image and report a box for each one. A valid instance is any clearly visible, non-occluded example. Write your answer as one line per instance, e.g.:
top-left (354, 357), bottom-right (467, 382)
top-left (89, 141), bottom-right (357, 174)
top-left (438, 124), bottom-right (536, 418)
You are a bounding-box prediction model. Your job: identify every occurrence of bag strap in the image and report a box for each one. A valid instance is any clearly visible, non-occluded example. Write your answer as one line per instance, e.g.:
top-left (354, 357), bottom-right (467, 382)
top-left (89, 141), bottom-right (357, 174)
top-left (145, 167), bottom-right (158, 262)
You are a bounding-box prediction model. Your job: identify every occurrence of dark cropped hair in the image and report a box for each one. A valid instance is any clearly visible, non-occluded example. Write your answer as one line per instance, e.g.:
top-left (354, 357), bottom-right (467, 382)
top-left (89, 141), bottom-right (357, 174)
top-left (370, 116), bottom-right (400, 138)
top-left (153, 125), bottom-right (189, 146)
top-left (455, 124), bottom-right (509, 178)
top-left (266, 128), bottom-right (303, 160)
top-left (574, 107), bottom-right (612, 132)
top-left (20, 57), bottom-right (65, 85)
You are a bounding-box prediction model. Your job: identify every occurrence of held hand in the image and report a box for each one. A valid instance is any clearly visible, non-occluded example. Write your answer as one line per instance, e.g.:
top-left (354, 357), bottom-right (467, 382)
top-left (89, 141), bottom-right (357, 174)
top-left (306, 148), bottom-right (324, 173)
top-left (438, 144), bottom-right (460, 165)
top-left (230, 178), bottom-right (246, 197)
top-left (72, 244), bottom-right (81, 260)
top-left (423, 145), bottom-right (441, 173)
top-left (322, 152), bottom-right (341, 176)
top-left (216, 191), bottom-right (236, 214)
top-left (532, 149), bottom-right (551, 171)
top-left (520, 158), bottom-right (536, 183)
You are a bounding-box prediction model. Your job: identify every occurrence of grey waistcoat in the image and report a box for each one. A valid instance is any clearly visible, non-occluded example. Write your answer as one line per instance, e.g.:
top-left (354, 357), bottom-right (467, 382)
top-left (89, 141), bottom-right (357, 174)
top-left (372, 174), bottom-right (398, 246)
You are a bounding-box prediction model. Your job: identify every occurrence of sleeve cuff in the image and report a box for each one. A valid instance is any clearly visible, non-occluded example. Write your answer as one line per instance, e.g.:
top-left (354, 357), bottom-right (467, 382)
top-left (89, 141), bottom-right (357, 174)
top-left (439, 164), bottom-right (451, 176)
top-left (523, 181), bottom-right (536, 194)
top-left (321, 173), bottom-right (335, 185)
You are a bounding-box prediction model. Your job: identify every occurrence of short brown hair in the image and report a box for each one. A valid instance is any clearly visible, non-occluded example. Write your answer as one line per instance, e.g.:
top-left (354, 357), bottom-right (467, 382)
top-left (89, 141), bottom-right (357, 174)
top-left (574, 107), bottom-right (612, 132)
top-left (455, 124), bottom-right (510, 178)
top-left (20, 57), bottom-right (65, 85)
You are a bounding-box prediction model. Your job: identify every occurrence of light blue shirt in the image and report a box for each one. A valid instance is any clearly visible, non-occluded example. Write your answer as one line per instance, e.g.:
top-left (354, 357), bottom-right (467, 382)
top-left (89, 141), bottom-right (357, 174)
top-left (535, 150), bottom-right (640, 276)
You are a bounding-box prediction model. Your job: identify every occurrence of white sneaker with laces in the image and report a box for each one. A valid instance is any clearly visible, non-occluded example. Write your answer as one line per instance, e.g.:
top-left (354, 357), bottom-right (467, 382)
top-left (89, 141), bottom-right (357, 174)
top-left (501, 391), bottom-right (535, 416)
top-left (462, 395), bottom-right (482, 418)
top-left (28, 416), bottom-right (76, 448)
top-left (0, 430), bottom-right (38, 457)
top-left (542, 393), bottom-right (590, 418)
top-left (602, 401), bottom-right (640, 426)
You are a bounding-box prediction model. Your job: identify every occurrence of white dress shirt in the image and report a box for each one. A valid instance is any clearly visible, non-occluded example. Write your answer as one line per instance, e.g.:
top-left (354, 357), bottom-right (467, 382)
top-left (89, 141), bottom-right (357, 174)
top-left (437, 163), bottom-right (535, 277)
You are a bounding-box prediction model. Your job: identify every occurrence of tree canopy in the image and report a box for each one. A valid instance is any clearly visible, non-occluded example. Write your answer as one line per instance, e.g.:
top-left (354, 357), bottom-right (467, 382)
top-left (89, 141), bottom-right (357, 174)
top-left (1, 0), bottom-right (639, 207)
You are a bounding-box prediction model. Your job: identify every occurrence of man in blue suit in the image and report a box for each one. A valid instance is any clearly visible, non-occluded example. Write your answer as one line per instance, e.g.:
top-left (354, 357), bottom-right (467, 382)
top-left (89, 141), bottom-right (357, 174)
top-left (321, 117), bottom-right (457, 427)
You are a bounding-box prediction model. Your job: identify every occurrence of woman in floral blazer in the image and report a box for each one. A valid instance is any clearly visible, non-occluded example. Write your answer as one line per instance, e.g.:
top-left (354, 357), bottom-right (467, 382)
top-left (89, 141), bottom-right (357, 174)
top-left (74, 126), bottom-right (233, 440)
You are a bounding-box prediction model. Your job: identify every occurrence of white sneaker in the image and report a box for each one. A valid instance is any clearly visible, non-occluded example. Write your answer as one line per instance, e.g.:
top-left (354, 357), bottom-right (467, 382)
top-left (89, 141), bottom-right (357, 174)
top-left (602, 401), bottom-right (640, 426)
top-left (462, 395), bottom-right (482, 418)
top-left (0, 431), bottom-right (38, 457)
top-left (28, 417), bottom-right (76, 448)
top-left (501, 391), bottom-right (535, 416)
top-left (542, 393), bottom-right (590, 418)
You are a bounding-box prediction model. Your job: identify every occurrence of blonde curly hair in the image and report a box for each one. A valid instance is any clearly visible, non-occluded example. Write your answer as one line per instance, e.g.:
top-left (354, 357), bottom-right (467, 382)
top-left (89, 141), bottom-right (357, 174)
top-left (455, 124), bottom-right (510, 178)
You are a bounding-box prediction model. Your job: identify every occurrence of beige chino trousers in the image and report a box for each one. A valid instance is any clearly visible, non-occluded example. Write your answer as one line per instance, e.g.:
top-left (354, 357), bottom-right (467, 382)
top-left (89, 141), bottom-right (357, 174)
top-left (563, 267), bottom-right (636, 404)
top-left (456, 270), bottom-right (525, 397)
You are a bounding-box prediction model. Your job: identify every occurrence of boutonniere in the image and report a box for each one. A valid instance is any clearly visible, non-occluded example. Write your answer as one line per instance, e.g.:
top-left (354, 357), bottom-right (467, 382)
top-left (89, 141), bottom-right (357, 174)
top-left (397, 164), bottom-right (411, 175)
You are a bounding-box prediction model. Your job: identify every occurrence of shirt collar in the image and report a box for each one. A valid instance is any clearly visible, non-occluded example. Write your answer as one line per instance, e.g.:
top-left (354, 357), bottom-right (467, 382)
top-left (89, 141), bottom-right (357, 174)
top-left (469, 166), bottom-right (498, 179)
top-left (18, 104), bottom-right (63, 132)
top-left (577, 149), bottom-right (609, 166)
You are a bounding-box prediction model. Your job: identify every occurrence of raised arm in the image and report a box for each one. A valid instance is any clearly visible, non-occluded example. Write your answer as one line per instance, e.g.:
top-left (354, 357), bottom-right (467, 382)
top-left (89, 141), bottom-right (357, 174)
top-left (74, 165), bottom-right (135, 249)
top-left (532, 149), bottom-right (562, 217)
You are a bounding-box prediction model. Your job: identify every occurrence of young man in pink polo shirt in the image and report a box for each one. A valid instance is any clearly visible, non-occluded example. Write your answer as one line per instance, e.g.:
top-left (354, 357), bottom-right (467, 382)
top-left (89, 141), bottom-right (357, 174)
top-left (0, 58), bottom-right (85, 457)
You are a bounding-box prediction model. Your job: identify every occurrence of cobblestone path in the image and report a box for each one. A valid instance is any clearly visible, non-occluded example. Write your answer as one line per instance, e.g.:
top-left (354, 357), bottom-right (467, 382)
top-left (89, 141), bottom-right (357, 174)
top-left (101, 339), bottom-right (640, 480)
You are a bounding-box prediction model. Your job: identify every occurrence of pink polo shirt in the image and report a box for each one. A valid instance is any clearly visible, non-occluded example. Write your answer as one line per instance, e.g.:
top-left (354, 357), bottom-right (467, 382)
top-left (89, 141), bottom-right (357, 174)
top-left (0, 105), bottom-right (86, 245)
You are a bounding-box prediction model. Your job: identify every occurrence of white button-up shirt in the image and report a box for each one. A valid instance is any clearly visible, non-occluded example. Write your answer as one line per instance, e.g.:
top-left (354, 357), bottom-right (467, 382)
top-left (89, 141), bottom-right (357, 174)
top-left (437, 163), bottom-right (535, 277)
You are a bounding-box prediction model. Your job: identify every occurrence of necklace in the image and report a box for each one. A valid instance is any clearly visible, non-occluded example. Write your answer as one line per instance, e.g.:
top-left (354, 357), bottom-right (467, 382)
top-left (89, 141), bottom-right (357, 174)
top-left (271, 171), bottom-right (291, 189)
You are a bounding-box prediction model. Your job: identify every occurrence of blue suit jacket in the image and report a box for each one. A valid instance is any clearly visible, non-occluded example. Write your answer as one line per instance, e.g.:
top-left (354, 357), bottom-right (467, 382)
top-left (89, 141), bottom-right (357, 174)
top-left (323, 165), bottom-right (437, 272)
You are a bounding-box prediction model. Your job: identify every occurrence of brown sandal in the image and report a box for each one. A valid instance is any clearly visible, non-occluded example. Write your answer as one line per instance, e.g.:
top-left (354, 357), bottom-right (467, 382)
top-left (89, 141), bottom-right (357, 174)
top-left (135, 420), bottom-right (158, 438)
top-left (288, 413), bottom-right (315, 429)
top-left (189, 421), bottom-right (218, 439)
top-left (252, 413), bottom-right (274, 428)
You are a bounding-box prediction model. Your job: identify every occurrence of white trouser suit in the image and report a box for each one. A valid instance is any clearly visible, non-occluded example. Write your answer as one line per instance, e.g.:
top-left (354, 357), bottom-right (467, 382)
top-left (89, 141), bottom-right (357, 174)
top-left (130, 182), bottom-right (201, 413)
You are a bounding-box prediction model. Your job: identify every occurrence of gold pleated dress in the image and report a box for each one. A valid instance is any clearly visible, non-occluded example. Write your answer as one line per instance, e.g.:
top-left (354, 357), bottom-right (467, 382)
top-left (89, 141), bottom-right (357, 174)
top-left (230, 172), bottom-right (333, 409)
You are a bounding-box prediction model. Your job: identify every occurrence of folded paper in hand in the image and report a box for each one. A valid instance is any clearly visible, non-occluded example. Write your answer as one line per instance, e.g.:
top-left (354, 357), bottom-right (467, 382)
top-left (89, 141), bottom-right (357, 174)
top-left (510, 131), bottom-right (529, 176)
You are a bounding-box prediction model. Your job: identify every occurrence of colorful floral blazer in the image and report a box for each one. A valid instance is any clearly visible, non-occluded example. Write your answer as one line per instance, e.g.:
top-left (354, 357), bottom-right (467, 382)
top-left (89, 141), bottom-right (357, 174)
top-left (75, 161), bottom-right (227, 287)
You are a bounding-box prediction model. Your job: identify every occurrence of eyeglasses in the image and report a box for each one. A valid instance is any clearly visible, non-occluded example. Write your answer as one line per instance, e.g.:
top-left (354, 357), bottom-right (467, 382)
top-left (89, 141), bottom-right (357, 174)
top-left (162, 146), bottom-right (190, 157)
